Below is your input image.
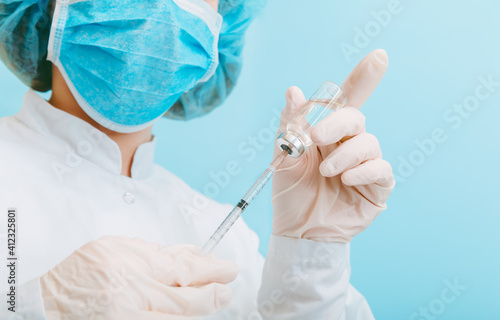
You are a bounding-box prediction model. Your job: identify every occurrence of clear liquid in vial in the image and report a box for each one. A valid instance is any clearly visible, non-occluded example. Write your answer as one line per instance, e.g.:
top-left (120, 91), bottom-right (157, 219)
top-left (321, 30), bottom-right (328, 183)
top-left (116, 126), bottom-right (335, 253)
top-left (286, 99), bottom-right (344, 146)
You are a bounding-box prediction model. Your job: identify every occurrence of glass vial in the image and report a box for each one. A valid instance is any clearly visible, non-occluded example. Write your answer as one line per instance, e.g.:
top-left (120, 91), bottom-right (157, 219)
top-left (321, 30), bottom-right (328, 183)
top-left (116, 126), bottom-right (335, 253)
top-left (276, 81), bottom-right (347, 158)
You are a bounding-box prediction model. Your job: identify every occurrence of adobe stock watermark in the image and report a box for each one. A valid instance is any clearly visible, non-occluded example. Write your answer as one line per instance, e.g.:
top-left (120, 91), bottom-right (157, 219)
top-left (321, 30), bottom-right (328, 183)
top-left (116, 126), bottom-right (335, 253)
top-left (394, 75), bottom-right (500, 183)
top-left (178, 109), bottom-right (282, 224)
top-left (239, 242), bottom-right (345, 320)
top-left (409, 278), bottom-right (466, 320)
top-left (51, 127), bottom-right (105, 183)
top-left (340, 0), bottom-right (404, 62)
top-left (76, 268), bottom-right (134, 320)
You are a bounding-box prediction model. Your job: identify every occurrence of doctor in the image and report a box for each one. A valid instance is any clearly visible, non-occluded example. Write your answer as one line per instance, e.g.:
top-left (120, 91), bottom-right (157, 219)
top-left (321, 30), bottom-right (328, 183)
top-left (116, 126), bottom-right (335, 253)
top-left (0, 0), bottom-right (394, 319)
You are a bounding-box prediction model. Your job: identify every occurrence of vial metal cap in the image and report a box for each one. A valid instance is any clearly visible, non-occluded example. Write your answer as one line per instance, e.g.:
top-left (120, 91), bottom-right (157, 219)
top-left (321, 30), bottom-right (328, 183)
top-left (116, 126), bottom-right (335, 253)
top-left (276, 132), bottom-right (305, 158)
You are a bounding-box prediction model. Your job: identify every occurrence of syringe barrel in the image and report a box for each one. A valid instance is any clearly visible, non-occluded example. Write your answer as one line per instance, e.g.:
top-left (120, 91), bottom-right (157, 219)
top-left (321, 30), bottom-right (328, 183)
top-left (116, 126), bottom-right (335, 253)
top-left (200, 206), bottom-right (243, 255)
top-left (242, 167), bottom-right (274, 203)
top-left (200, 167), bottom-right (276, 256)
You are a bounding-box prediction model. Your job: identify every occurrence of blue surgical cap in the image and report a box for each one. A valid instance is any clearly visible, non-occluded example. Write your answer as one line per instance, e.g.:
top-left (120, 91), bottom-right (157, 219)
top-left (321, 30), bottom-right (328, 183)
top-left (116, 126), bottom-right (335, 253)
top-left (0, 0), bottom-right (53, 92)
top-left (165, 0), bottom-right (267, 120)
top-left (0, 0), bottom-right (266, 118)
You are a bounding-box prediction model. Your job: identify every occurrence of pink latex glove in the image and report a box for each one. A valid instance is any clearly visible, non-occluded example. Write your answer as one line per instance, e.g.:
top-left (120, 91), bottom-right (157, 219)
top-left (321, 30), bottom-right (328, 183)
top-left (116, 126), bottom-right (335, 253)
top-left (272, 49), bottom-right (395, 243)
top-left (40, 236), bottom-right (238, 320)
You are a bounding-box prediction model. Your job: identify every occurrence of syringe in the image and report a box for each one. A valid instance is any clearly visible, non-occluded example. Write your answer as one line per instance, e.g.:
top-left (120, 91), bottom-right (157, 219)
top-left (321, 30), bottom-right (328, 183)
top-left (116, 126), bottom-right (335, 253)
top-left (200, 149), bottom-right (289, 255)
top-left (200, 81), bottom-right (347, 255)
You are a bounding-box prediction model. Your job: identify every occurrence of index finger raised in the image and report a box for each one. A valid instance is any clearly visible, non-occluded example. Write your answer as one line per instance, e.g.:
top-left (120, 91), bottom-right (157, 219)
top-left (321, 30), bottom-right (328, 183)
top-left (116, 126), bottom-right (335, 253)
top-left (341, 49), bottom-right (389, 109)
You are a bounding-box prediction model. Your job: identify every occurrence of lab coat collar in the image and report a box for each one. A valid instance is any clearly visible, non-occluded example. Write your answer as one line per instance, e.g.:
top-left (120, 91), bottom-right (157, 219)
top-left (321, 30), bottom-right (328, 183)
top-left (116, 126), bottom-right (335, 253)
top-left (17, 90), bottom-right (156, 180)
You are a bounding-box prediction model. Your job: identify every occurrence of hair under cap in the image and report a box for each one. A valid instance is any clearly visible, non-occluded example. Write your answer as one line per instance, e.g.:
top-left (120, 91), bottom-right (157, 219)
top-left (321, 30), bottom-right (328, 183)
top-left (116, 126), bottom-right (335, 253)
top-left (0, 0), bottom-right (53, 92)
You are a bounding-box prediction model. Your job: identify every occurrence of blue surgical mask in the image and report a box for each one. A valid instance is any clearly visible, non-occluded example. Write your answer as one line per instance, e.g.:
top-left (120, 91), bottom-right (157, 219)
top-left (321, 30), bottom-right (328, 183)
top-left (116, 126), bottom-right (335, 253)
top-left (47, 0), bottom-right (222, 133)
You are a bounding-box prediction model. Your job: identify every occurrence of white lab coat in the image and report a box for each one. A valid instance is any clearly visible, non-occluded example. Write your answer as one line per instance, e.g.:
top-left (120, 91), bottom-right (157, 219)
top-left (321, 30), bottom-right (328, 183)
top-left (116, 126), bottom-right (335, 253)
top-left (0, 90), bottom-right (375, 319)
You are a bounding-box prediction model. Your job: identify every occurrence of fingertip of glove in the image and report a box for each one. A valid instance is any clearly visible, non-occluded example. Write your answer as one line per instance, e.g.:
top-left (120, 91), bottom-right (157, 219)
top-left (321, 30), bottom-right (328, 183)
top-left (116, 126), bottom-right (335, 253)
top-left (373, 48), bottom-right (388, 66)
top-left (285, 86), bottom-right (306, 105)
top-left (320, 162), bottom-right (338, 177)
top-left (214, 284), bottom-right (233, 310)
top-left (202, 255), bottom-right (238, 284)
top-left (310, 126), bottom-right (324, 145)
top-left (285, 86), bottom-right (301, 97)
top-left (220, 260), bottom-right (239, 282)
top-left (341, 171), bottom-right (358, 186)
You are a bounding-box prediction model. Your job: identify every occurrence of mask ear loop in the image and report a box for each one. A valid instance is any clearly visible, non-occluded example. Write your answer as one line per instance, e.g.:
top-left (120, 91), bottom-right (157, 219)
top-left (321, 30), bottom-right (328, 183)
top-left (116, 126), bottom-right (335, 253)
top-left (196, 30), bottom-right (220, 84)
top-left (172, 0), bottom-right (222, 34)
top-left (172, 0), bottom-right (223, 84)
top-left (47, 0), bottom-right (69, 64)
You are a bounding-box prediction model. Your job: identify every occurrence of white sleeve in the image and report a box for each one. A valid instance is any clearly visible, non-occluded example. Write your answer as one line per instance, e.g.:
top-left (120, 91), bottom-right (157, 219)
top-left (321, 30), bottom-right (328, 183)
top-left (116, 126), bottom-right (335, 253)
top-left (0, 277), bottom-right (47, 319)
top-left (257, 235), bottom-right (374, 320)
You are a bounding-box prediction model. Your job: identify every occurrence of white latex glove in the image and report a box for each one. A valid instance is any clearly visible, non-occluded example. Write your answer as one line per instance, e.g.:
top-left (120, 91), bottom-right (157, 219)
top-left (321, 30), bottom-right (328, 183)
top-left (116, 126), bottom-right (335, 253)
top-left (272, 49), bottom-right (395, 242)
top-left (40, 236), bottom-right (238, 320)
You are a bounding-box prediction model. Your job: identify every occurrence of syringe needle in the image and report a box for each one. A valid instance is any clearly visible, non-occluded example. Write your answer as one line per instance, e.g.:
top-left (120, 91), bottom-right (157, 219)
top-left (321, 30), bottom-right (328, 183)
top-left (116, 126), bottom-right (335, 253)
top-left (271, 149), bottom-right (289, 169)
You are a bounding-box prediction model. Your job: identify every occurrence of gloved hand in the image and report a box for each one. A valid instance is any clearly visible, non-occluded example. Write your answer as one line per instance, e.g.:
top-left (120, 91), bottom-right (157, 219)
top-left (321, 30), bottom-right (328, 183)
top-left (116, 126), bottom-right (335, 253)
top-left (40, 236), bottom-right (238, 320)
top-left (272, 49), bottom-right (395, 243)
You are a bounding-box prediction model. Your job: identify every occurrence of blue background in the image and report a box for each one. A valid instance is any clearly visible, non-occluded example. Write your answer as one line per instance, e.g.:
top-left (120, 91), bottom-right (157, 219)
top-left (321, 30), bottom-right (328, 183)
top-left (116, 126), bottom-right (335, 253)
top-left (1, 0), bottom-right (499, 319)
